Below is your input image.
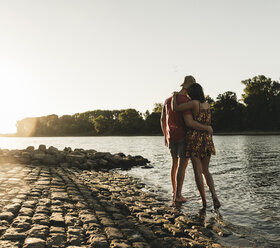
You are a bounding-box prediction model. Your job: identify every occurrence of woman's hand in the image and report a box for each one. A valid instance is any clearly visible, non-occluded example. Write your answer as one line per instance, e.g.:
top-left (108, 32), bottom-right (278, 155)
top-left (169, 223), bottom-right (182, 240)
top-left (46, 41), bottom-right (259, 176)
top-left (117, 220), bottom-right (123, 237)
top-left (206, 126), bottom-right (213, 135)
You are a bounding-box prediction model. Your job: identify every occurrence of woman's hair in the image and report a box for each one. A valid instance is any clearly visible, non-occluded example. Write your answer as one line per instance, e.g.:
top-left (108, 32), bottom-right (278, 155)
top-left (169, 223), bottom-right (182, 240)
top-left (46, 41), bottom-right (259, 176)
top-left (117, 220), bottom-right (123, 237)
top-left (188, 83), bottom-right (206, 103)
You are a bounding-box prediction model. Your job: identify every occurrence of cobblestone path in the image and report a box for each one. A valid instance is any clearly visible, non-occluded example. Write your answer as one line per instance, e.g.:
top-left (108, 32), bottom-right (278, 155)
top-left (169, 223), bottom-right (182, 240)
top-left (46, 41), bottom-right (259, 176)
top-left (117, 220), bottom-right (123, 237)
top-left (0, 163), bottom-right (222, 248)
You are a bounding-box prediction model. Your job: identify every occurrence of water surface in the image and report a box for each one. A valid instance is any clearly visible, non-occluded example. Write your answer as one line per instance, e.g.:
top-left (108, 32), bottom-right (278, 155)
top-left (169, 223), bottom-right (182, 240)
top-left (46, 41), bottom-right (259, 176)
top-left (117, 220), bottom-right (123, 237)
top-left (0, 135), bottom-right (279, 247)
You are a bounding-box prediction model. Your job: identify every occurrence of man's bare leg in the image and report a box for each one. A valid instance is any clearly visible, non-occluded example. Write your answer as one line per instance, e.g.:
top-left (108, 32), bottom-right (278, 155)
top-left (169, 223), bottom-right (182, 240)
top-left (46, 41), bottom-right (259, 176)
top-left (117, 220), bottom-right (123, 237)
top-left (175, 157), bottom-right (189, 202)
top-left (171, 158), bottom-right (179, 201)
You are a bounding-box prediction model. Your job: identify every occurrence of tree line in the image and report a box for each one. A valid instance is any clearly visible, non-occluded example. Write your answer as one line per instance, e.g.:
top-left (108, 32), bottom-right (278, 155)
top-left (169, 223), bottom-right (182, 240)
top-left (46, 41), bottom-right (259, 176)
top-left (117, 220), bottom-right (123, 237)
top-left (16, 75), bottom-right (280, 136)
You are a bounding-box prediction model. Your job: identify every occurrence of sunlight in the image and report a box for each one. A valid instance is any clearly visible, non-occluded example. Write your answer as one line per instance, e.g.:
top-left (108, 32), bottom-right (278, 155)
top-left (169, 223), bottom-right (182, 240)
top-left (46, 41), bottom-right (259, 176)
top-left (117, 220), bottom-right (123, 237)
top-left (0, 113), bottom-right (19, 134)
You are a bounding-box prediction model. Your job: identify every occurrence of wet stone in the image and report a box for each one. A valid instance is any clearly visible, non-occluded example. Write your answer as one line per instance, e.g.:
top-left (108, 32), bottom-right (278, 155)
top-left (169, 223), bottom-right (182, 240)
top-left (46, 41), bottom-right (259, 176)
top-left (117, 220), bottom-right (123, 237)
top-left (67, 235), bottom-right (84, 246)
top-left (50, 226), bottom-right (65, 233)
top-left (2, 227), bottom-right (27, 240)
top-left (32, 213), bottom-right (49, 226)
top-left (110, 240), bottom-right (132, 248)
top-left (0, 211), bottom-right (14, 222)
top-left (22, 200), bottom-right (37, 208)
top-left (132, 242), bottom-right (151, 248)
top-left (0, 225), bottom-right (8, 236)
top-left (51, 205), bottom-right (64, 212)
top-left (0, 240), bottom-right (21, 248)
top-left (35, 206), bottom-right (50, 214)
top-left (46, 233), bottom-right (66, 247)
top-left (79, 213), bottom-right (98, 224)
top-left (38, 198), bottom-right (51, 207)
top-left (123, 229), bottom-right (145, 243)
top-left (11, 218), bottom-right (31, 231)
top-left (152, 226), bottom-right (169, 238)
top-left (50, 200), bottom-right (63, 207)
top-left (18, 207), bottom-right (34, 217)
top-left (67, 226), bottom-right (83, 235)
top-left (137, 226), bottom-right (156, 241)
top-left (67, 227), bottom-right (84, 246)
top-left (100, 216), bottom-right (115, 227)
top-left (88, 235), bottom-right (109, 248)
top-left (23, 238), bottom-right (46, 248)
top-left (104, 227), bottom-right (123, 239)
top-left (65, 215), bottom-right (81, 226)
top-left (3, 203), bottom-right (21, 214)
top-left (163, 224), bottom-right (185, 237)
top-left (50, 212), bottom-right (65, 226)
top-left (28, 225), bottom-right (49, 239)
top-left (52, 192), bottom-right (68, 201)
top-left (115, 219), bottom-right (134, 229)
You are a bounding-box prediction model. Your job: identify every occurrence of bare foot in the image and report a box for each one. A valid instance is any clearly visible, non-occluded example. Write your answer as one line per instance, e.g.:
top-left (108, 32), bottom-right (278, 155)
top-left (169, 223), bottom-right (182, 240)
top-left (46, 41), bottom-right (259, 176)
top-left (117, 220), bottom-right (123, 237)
top-left (213, 197), bottom-right (221, 209)
top-left (199, 199), bottom-right (207, 208)
top-left (172, 192), bottom-right (176, 202)
top-left (175, 195), bottom-right (187, 203)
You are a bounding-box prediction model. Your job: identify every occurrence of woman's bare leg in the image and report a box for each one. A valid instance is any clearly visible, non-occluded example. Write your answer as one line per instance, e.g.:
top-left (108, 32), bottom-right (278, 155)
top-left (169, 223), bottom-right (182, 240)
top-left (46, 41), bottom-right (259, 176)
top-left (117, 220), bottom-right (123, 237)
top-left (201, 156), bottom-right (221, 209)
top-left (191, 156), bottom-right (207, 208)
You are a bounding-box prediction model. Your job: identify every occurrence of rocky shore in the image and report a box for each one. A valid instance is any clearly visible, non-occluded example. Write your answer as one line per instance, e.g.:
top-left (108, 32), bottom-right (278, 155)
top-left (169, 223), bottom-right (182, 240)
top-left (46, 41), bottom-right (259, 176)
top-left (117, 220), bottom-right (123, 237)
top-left (0, 145), bottom-right (151, 170)
top-left (0, 146), bottom-right (224, 248)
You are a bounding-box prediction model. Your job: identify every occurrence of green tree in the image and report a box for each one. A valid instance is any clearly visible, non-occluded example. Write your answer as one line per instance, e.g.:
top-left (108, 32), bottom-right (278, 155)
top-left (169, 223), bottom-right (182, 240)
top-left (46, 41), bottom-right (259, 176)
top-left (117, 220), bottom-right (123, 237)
top-left (144, 112), bottom-right (161, 134)
top-left (152, 103), bottom-right (163, 113)
top-left (91, 110), bottom-right (117, 135)
top-left (212, 91), bottom-right (245, 131)
top-left (242, 75), bottom-right (280, 130)
top-left (118, 109), bottom-right (144, 134)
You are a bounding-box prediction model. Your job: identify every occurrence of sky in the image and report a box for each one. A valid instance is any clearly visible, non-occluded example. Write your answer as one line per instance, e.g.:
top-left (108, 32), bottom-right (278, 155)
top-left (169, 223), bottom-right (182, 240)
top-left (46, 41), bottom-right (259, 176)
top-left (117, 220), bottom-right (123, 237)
top-left (0, 0), bottom-right (280, 133)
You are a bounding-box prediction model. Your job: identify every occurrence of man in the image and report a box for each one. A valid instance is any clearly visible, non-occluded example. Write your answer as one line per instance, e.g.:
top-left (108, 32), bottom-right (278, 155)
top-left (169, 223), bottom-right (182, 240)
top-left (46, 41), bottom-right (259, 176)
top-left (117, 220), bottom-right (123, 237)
top-left (161, 75), bottom-right (213, 202)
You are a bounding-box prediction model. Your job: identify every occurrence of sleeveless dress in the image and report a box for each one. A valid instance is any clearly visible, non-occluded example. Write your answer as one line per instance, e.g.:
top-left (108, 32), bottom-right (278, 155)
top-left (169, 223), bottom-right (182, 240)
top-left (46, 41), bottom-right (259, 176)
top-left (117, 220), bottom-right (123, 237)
top-left (185, 104), bottom-right (215, 158)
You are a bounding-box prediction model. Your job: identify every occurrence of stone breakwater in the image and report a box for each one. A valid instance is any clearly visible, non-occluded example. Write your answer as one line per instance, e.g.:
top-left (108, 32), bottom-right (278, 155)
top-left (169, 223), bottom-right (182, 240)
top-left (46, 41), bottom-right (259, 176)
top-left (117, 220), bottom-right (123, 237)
top-left (0, 146), bottom-right (225, 248)
top-left (0, 145), bottom-right (151, 170)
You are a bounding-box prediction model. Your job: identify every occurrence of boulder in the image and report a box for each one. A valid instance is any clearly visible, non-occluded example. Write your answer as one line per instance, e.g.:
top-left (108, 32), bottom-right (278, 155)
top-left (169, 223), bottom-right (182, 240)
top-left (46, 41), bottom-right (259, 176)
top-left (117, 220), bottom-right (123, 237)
top-left (66, 153), bottom-right (86, 163)
top-left (64, 147), bottom-right (72, 153)
top-left (33, 151), bottom-right (46, 161)
top-left (26, 146), bottom-right (35, 152)
top-left (38, 144), bottom-right (47, 152)
top-left (42, 154), bottom-right (57, 165)
top-left (47, 146), bottom-right (59, 155)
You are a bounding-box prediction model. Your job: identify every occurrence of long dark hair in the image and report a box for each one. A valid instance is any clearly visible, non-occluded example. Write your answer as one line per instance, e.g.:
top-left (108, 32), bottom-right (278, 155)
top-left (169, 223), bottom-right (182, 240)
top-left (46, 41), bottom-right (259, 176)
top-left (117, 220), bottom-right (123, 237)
top-left (188, 83), bottom-right (206, 103)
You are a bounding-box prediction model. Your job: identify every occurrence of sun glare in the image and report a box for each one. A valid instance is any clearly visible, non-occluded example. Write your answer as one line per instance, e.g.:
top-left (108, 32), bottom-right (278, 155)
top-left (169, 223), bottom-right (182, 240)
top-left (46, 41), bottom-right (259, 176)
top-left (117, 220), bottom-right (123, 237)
top-left (0, 112), bottom-right (22, 134)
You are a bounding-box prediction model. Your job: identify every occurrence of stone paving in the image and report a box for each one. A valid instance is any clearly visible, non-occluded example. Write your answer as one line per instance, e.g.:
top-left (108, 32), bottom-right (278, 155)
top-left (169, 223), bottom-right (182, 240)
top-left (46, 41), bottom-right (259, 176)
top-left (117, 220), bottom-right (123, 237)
top-left (0, 162), bottom-right (223, 248)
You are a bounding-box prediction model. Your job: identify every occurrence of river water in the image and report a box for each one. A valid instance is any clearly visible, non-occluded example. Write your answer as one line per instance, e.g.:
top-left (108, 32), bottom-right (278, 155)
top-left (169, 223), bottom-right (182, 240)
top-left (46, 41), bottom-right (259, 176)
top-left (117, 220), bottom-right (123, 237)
top-left (0, 135), bottom-right (279, 247)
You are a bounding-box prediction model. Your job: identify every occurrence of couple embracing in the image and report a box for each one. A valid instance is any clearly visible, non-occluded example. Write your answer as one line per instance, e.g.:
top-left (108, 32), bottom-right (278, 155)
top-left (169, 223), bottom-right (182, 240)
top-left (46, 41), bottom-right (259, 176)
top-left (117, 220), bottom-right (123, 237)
top-left (161, 75), bottom-right (220, 209)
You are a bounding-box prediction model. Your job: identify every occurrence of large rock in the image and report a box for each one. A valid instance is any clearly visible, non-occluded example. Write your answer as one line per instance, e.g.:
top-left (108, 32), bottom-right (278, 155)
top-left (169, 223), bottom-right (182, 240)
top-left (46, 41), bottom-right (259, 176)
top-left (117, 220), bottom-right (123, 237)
top-left (42, 154), bottom-right (57, 165)
top-left (23, 238), bottom-right (46, 248)
top-left (33, 151), bottom-right (46, 160)
top-left (47, 146), bottom-right (59, 155)
top-left (66, 153), bottom-right (86, 163)
top-left (38, 144), bottom-right (47, 152)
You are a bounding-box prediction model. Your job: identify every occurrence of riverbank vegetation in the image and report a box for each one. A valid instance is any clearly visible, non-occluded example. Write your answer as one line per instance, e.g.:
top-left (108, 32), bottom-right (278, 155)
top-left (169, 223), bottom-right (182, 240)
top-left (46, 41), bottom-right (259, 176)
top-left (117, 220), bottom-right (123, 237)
top-left (16, 75), bottom-right (280, 136)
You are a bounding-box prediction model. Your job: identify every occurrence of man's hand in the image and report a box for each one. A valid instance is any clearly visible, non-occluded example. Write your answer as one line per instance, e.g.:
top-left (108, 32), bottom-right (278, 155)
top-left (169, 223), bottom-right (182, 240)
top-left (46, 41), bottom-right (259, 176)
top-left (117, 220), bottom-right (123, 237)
top-left (206, 126), bottom-right (213, 135)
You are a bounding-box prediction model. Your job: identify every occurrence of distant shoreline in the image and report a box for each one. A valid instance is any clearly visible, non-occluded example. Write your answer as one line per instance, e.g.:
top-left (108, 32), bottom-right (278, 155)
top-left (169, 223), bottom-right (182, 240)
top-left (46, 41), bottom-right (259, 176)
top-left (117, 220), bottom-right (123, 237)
top-left (1, 131), bottom-right (280, 137)
top-left (214, 131), bottom-right (280, 136)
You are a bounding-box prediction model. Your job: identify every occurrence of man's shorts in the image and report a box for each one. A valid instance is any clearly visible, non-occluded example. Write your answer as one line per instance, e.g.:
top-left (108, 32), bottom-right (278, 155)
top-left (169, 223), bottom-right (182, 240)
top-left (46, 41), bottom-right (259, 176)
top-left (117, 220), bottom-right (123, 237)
top-left (169, 140), bottom-right (186, 158)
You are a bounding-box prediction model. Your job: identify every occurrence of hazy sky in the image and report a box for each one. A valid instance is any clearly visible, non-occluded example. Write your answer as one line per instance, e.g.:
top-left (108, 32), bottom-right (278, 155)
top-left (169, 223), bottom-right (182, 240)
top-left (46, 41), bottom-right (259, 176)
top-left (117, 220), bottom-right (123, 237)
top-left (1, 0), bottom-right (280, 133)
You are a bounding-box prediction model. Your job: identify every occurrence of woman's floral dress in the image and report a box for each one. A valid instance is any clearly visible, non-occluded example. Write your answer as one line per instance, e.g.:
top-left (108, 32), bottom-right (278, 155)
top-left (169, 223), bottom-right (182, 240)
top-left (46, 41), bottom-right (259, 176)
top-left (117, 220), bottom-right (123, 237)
top-left (186, 107), bottom-right (215, 158)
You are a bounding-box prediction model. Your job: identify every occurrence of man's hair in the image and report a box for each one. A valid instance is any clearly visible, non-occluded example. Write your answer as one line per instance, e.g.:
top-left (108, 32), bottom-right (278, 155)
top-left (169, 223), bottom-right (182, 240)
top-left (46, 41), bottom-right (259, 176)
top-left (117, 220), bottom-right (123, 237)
top-left (188, 83), bottom-right (206, 103)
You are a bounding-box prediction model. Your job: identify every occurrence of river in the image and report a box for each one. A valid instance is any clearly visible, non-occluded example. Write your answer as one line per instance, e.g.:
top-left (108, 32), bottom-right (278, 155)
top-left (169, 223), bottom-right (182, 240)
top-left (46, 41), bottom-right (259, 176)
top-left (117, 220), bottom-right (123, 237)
top-left (0, 135), bottom-right (279, 247)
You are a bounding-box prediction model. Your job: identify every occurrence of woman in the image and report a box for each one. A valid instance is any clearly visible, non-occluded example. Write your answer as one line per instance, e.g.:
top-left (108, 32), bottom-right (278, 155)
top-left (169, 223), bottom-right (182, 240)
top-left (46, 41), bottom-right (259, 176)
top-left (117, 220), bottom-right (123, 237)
top-left (172, 83), bottom-right (220, 209)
